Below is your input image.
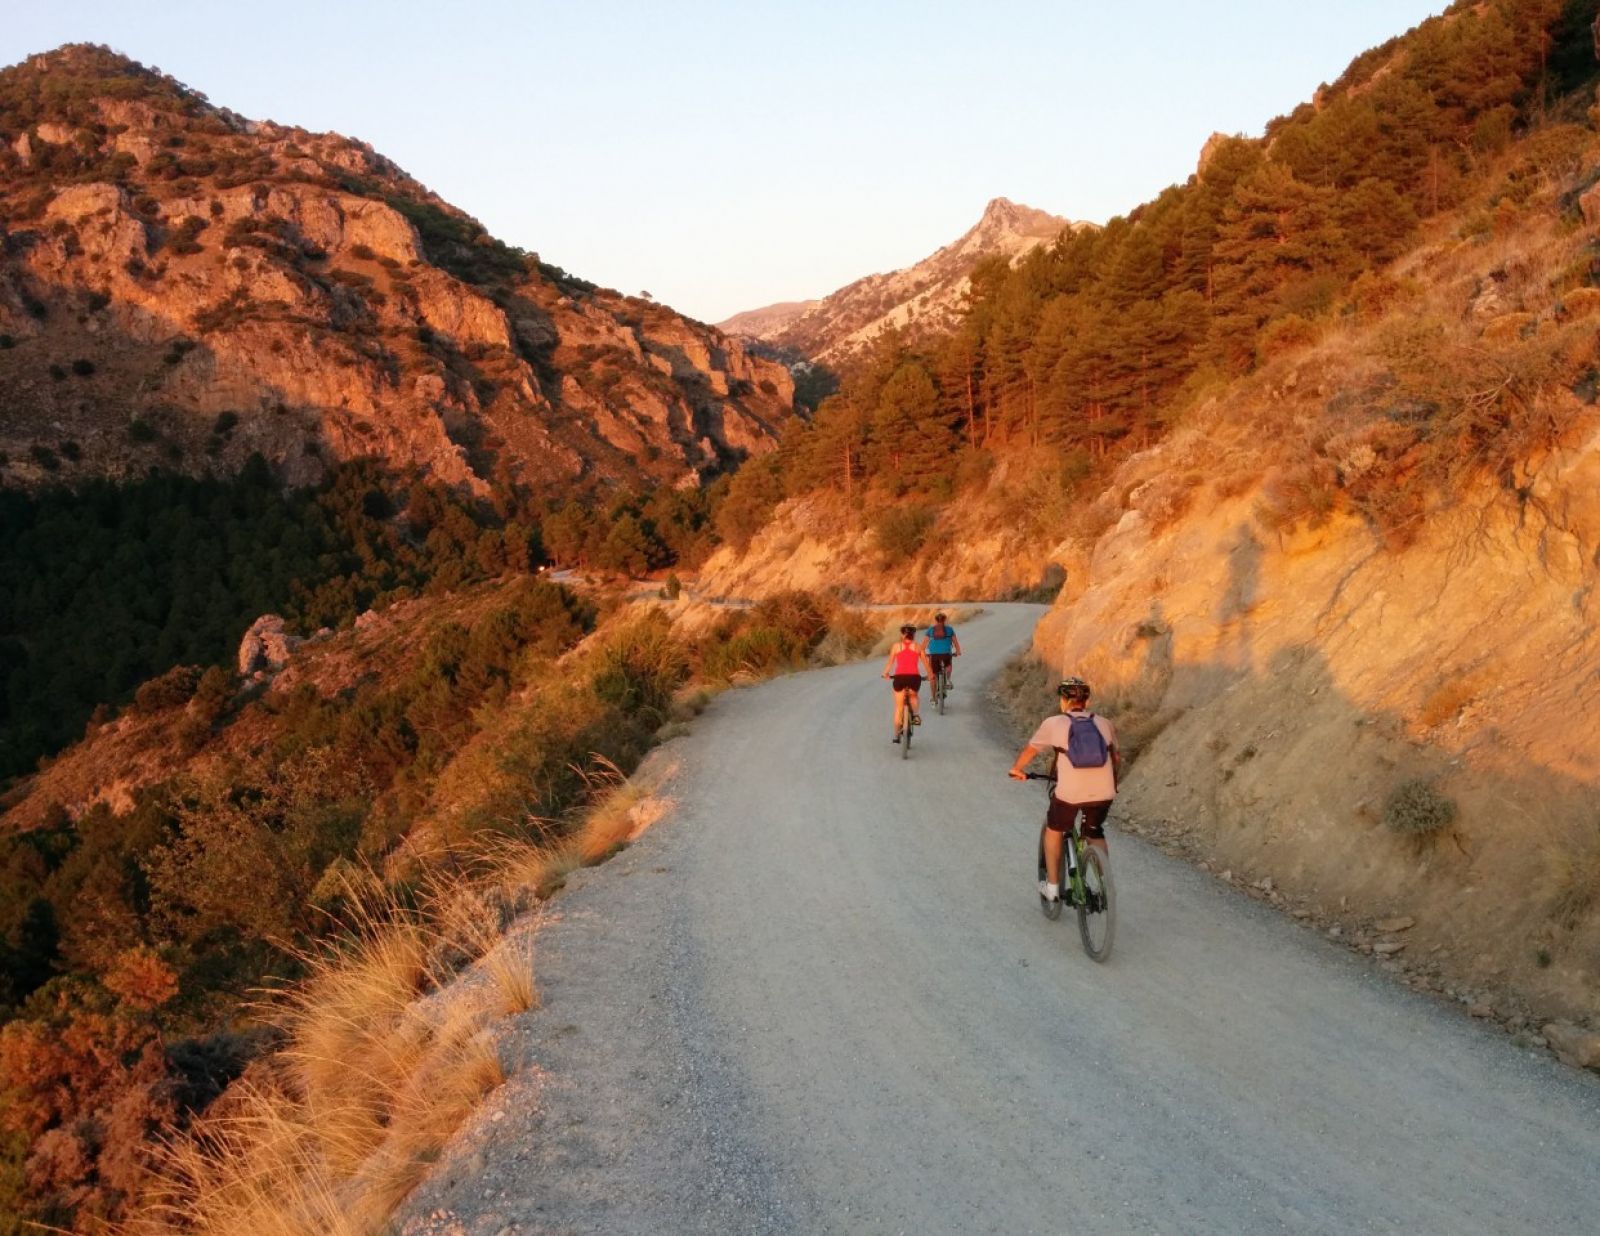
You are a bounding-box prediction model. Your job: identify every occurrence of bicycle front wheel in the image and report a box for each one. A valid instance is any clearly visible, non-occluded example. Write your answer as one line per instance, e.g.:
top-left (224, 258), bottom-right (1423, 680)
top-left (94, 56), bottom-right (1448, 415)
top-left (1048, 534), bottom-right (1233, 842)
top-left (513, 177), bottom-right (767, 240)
top-left (1076, 846), bottom-right (1115, 962)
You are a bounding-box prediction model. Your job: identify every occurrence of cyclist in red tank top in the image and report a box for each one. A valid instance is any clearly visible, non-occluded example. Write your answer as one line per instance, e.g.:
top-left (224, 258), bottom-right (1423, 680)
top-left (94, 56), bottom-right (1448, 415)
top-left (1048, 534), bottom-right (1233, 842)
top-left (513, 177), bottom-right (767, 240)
top-left (880, 625), bottom-right (932, 742)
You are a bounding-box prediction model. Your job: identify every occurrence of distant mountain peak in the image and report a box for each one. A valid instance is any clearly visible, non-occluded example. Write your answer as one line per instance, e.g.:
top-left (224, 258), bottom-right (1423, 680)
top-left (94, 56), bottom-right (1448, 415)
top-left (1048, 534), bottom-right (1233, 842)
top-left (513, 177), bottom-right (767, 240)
top-left (976, 195), bottom-right (1052, 227)
top-left (721, 197), bottom-right (1087, 365)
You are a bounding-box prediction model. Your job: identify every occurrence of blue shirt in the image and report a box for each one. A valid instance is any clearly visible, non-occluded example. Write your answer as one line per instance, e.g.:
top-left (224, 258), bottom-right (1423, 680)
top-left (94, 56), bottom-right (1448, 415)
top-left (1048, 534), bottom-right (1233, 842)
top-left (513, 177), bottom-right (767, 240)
top-left (925, 625), bottom-right (955, 655)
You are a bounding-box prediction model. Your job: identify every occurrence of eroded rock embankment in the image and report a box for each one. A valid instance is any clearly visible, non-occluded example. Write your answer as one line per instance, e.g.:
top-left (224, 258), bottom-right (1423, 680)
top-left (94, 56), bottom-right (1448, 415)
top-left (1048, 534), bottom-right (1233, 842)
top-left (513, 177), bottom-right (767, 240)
top-left (1035, 414), bottom-right (1600, 1035)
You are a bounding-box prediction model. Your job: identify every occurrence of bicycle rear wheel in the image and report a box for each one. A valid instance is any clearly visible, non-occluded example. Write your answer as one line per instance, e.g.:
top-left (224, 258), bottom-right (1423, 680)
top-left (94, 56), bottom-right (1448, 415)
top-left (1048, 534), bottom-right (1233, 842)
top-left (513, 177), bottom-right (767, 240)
top-left (936, 671), bottom-right (947, 714)
top-left (1076, 845), bottom-right (1114, 962)
top-left (901, 700), bottom-right (912, 758)
top-left (1037, 825), bottom-right (1062, 920)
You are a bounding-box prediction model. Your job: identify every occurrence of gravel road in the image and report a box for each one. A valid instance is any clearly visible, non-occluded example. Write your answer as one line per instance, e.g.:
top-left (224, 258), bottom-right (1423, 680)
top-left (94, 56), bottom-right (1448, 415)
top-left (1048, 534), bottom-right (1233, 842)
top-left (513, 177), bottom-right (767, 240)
top-left (400, 603), bottom-right (1600, 1235)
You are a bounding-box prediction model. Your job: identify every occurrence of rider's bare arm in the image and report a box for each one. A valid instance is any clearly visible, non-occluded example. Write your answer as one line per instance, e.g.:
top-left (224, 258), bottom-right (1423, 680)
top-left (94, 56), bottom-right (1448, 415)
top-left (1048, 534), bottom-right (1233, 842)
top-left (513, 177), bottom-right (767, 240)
top-left (953, 635), bottom-right (962, 655)
top-left (1009, 742), bottom-right (1047, 779)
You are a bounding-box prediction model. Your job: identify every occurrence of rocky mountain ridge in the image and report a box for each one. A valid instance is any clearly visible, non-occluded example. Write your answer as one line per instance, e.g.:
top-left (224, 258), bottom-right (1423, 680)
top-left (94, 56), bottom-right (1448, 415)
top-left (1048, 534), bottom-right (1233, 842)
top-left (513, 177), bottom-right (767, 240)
top-left (720, 196), bottom-right (1081, 365)
top-left (0, 45), bottom-right (795, 495)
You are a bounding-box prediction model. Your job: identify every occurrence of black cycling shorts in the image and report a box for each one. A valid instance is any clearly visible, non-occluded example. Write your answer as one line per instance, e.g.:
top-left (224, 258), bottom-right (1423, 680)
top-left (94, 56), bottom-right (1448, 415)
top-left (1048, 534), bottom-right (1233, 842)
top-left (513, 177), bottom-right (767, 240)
top-left (1046, 799), bottom-right (1111, 839)
top-left (928, 653), bottom-right (953, 674)
top-left (891, 674), bottom-right (923, 692)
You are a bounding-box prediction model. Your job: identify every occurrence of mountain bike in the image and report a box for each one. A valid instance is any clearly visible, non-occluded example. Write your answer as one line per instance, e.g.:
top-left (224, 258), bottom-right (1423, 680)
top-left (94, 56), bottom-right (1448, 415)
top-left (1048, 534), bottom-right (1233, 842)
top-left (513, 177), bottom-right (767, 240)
top-left (1026, 773), bottom-right (1114, 961)
top-left (897, 686), bottom-right (917, 758)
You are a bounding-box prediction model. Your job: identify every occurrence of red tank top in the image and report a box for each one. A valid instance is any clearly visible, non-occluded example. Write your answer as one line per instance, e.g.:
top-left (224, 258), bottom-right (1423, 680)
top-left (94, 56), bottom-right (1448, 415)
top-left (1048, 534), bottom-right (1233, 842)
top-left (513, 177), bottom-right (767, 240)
top-left (891, 645), bottom-right (921, 676)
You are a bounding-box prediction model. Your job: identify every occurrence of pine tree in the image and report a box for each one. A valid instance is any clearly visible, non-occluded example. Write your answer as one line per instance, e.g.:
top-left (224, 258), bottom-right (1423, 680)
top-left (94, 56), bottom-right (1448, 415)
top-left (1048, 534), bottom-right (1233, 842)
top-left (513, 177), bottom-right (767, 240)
top-left (1208, 163), bottom-right (1346, 369)
top-left (869, 362), bottom-right (956, 488)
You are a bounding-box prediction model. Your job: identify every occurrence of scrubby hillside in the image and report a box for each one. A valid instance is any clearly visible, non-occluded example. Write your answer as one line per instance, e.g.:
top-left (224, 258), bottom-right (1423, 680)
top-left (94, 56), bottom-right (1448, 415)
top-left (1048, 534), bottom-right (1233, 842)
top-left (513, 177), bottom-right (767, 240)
top-left (698, 0), bottom-right (1600, 1026)
top-left (0, 45), bottom-right (794, 495)
top-left (0, 573), bottom-right (890, 1232)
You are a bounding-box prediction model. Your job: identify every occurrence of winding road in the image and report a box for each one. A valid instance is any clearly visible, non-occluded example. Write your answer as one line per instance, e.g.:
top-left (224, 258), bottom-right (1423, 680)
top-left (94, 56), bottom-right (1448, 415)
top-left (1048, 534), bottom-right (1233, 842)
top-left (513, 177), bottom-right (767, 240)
top-left (401, 603), bottom-right (1600, 1235)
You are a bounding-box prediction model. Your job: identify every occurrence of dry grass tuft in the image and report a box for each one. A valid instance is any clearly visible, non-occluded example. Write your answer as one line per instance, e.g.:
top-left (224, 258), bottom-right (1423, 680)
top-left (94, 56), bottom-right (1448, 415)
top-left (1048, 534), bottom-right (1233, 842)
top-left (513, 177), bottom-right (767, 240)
top-left (571, 760), bottom-right (674, 865)
top-left (1547, 823), bottom-right (1600, 930)
top-left (133, 745), bottom-right (681, 1233)
top-left (136, 859), bottom-right (521, 1234)
top-left (481, 932), bottom-right (540, 1015)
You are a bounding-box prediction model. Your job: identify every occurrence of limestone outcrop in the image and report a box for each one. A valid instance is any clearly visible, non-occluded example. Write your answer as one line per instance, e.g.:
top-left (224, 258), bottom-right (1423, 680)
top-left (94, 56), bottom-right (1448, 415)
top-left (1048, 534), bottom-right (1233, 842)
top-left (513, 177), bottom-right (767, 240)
top-left (237, 614), bottom-right (301, 676)
top-left (0, 45), bottom-right (795, 495)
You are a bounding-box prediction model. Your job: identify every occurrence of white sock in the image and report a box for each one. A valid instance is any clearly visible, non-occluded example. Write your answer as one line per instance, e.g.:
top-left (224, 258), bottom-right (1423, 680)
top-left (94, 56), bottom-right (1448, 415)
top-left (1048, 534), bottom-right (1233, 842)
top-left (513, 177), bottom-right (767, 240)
top-left (1045, 882), bottom-right (1059, 899)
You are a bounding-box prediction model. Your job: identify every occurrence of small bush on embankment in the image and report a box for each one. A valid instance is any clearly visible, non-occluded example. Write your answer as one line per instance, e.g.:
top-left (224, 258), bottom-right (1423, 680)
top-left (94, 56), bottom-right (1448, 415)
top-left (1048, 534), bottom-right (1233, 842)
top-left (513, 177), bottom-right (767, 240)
top-left (1383, 778), bottom-right (1458, 837)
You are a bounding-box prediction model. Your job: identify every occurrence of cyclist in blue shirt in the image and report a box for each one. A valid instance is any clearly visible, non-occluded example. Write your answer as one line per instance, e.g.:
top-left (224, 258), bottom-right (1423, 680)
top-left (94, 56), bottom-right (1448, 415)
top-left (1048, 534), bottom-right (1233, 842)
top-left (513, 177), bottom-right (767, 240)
top-left (920, 612), bottom-right (962, 690)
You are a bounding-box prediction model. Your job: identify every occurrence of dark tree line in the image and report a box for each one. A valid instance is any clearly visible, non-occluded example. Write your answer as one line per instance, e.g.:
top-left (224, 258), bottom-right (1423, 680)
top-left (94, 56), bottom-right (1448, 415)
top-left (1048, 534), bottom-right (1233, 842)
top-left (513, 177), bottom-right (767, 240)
top-left (0, 457), bottom-right (540, 779)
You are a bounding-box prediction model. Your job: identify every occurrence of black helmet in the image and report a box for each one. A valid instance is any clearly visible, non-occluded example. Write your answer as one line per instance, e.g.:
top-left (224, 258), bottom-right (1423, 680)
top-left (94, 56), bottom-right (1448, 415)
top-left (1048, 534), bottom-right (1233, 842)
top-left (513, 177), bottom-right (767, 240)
top-left (935, 612), bottom-right (947, 622)
top-left (900, 624), bottom-right (917, 638)
top-left (1057, 676), bottom-right (1091, 700)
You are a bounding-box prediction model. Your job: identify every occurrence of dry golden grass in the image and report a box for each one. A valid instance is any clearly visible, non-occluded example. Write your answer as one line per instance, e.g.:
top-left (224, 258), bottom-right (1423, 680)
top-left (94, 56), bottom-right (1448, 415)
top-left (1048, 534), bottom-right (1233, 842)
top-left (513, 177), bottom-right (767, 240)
top-left (130, 757), bottom-right (683, 1233)
top-left (569, 758), bottom-right (674, 865)
top-left (132, 869), bottom-right (518, 1234)
top-left (480, 932), bottom-right (540, 1015)
top-left (1547, 826), bottom-right (1600, 931)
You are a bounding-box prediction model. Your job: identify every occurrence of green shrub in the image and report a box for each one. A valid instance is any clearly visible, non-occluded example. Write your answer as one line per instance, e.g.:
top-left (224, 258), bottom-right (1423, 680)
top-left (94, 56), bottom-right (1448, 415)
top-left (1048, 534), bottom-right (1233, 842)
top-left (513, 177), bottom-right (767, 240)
top-left (703, 625), bottom-right (803, 680)
top-left (1383, 778), bottom-right (1457, 836)
top-left (873, 505), bottom-right (936, 559)
top-left (133, 664), bottom-right (202, 713)
top-left (751, 590), bottom-right (831, 653)
top-left (590, 617), bottom-right (689, 718)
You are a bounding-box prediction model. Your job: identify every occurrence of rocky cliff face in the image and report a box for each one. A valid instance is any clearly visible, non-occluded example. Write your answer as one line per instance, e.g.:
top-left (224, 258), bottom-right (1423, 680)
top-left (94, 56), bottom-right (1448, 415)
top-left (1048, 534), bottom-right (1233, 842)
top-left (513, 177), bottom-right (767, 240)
top-left (1030, 395), bottom-right (1600, 1027)
top-left (0, 46), bottom-right (794, 494)
top-left (720, 197), bottom-right (1081, 365)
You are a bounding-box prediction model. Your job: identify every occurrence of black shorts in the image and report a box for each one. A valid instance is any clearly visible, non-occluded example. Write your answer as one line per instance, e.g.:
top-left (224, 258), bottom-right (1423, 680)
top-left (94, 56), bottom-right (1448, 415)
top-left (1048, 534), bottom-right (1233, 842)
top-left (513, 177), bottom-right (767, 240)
top-left (928, 653), bottom-right (953, 675)
top-left (891, 674), bottom-right (923, 693)
top-left (1046, 799), bottom-right (1111, 839)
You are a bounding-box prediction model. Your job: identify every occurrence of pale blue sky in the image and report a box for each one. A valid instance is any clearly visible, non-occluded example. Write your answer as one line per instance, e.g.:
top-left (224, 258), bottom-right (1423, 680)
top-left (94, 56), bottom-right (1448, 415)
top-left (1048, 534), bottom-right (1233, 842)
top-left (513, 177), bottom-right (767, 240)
top-left (3, 2), bottom-right (1450, 323)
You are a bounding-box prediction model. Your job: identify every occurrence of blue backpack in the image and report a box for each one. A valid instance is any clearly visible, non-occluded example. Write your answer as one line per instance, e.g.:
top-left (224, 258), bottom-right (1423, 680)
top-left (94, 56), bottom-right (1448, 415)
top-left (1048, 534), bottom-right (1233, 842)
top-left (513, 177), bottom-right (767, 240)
top-left (1063, 713), bottom-right (1108, 769)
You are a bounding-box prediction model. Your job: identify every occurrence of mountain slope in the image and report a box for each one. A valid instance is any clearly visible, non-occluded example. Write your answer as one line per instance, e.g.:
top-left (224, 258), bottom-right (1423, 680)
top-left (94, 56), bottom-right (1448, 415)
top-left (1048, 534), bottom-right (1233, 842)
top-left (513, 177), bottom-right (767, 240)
top-left (0, 45), bottom-right (795, 495)
top-left (720, 196), bottom-right (1079, 364)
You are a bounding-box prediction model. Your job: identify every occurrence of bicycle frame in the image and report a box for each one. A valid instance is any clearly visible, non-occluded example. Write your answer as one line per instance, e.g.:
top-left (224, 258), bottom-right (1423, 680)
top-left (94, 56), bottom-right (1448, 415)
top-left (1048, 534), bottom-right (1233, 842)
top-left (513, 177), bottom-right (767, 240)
top-left (1028, 773), bottom-right (1087, 899)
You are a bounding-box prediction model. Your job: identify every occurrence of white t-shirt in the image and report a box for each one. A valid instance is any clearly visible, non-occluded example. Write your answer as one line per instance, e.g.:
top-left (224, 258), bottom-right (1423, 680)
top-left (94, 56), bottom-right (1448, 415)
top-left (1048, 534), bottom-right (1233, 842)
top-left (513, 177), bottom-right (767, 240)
top-left (1029, 710), bottom-right (1117, 804)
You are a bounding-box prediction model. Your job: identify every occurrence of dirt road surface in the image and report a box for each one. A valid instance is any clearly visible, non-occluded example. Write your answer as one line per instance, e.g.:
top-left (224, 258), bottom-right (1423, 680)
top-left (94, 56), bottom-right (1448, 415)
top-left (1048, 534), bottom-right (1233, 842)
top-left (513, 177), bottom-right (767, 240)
top-left (400, 603), bottom-right (1600, 1235)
